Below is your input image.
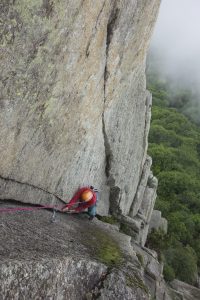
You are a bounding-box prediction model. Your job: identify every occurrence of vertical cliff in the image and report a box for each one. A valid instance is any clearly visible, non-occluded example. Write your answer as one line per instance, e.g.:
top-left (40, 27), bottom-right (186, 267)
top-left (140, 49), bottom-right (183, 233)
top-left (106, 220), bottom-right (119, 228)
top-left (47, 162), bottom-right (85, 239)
top-left (0, 0), bottom-right (160, 219)
top-left (3, 1), bottom-right (199, 299)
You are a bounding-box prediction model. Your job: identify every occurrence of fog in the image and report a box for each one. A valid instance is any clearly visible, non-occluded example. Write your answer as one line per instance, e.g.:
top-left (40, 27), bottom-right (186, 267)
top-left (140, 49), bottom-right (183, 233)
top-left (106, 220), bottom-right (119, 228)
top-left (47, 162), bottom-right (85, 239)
top-left (149, 0), bottom-right (200, 91)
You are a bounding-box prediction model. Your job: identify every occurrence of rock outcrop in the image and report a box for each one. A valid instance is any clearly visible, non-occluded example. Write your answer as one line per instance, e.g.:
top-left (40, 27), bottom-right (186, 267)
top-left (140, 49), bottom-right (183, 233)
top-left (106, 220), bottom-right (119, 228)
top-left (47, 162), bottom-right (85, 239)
top-left (170, 280), bottom-right (200, 300)
top-left (149, 210), bottom-right (168, 234)
top-left (119, 154), bottom-right (158, 246)
top-left (0, 0), bottom-right (160, 220)
top-left (4, 1), bottom-right (196, 299)
top-left (1, 204), bottom-right (200, 300)
top-left (0, 207), bottom-right (151, 300)
top-left (1, 1), bottom-right (200, 299)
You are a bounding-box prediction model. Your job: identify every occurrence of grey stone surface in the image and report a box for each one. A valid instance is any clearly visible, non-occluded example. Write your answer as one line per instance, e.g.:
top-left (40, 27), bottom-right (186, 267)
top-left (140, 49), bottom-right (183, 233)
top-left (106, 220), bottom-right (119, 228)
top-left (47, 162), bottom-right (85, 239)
top-left (131, 243), bottom-right (200, 300)
top-left (0, 202), bottom-right (198, 300)
top-left (140, 176), bottom-right (158, 221)
top-left (0, 0), bottom-right (160, 217)
top-left (0, 207), bottom-right (151, 300)
top-left (139, 174), bottom-right (158, 246)
top-left (0, 175), bottom-right (62, 205)
top-left (171, 279), bottom-right (200, 300)
top-left (149, 210), bottom-right (168, 234)
top-left (0, 258), bottom-right (107, 300)
top-left (118, 154), bottom-right (158, 246)
top-left (132, 243), bottom-right (162, 280)
top-left (132, 243), bottom-right (172, 300)
top-left (98, 264), bottom-right (150, 300)
top-left (129, 156), bottom-right (152, 218)
top-left (2, 1), bottom-right (194, 299)
top-left (128, 172), bottom-right (158, 246)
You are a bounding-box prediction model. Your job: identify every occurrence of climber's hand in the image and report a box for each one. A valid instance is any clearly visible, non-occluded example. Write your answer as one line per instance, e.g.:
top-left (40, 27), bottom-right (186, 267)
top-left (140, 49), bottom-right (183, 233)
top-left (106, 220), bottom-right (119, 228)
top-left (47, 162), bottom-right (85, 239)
top-left (62, 206), bottom-right (69, 212)
top-left (70, 209), bottom-right (78, 213)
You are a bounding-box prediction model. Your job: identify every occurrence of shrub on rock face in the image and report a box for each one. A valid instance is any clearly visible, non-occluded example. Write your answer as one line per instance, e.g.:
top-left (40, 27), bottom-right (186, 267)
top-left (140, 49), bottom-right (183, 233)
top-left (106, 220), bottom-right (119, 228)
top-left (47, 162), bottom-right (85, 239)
top-left (146, 224), bottom-right (198, 284)
top-left (165, 245), bottom-right (198, 285)
top-left (163, 263), bottom-right (175, 282)
top-left (146, 229), bottom-right (169, 260)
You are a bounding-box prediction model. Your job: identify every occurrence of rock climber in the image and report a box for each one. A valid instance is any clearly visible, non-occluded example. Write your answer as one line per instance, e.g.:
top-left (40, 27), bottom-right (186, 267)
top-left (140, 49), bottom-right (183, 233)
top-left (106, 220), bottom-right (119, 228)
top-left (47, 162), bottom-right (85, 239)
top-left (62, 186), bottom-right (98, 220)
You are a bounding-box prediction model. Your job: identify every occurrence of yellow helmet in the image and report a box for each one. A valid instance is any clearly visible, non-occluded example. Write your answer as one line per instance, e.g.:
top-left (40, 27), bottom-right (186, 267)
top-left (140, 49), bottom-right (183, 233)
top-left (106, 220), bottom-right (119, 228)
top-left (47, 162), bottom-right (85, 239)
top-left (81, 190), bottom-right (93, 202)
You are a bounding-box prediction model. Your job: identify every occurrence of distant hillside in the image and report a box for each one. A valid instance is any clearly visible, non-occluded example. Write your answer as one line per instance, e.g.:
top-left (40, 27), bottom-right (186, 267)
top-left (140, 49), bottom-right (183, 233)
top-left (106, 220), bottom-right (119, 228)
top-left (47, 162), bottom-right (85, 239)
top-left (147, 52), bottom-right (200, 126)
top-left (147, 75), bottom-right (200, 285)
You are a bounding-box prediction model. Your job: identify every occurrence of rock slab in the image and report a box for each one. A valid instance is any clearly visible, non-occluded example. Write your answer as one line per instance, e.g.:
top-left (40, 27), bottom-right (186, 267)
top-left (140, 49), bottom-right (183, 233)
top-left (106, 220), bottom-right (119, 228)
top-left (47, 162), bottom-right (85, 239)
top-left (0, 0), bottom-right (160, 217)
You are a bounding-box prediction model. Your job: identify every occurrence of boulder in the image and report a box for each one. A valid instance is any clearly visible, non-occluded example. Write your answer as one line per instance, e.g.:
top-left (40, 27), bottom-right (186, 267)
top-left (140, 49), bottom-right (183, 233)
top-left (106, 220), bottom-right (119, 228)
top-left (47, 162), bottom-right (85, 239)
top-left (171, 279), bottom-right (200, 300)
top-left (149, 210), bottom-right (168, 234)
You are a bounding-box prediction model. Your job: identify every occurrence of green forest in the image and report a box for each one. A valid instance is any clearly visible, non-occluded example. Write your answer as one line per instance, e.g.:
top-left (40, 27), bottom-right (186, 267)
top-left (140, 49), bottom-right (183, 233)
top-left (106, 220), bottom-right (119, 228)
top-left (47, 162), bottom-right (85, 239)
top-left (146, 74), bottom-right (200, 285)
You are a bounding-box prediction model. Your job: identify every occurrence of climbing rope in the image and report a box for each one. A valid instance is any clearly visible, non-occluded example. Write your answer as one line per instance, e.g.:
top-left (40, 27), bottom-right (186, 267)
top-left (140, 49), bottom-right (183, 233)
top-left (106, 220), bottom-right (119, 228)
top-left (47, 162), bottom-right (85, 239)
top-left (0, 204), bottom-right (65, 223)
top-left (0, 204), bottom-right (64, 213)
top-left (0, 201), bottom-right (84, 224)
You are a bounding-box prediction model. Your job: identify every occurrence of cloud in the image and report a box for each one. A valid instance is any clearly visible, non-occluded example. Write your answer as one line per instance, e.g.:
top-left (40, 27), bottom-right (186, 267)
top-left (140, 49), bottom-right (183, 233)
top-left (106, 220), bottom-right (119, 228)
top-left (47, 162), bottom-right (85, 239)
top-left (150, 0), bottom-right (200, 90)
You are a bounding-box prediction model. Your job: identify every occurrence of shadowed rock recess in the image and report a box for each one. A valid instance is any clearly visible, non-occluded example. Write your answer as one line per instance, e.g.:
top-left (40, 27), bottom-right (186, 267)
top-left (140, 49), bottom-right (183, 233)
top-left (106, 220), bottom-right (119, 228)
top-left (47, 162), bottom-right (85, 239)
top-left (2, 0), bottom-right (198, 299)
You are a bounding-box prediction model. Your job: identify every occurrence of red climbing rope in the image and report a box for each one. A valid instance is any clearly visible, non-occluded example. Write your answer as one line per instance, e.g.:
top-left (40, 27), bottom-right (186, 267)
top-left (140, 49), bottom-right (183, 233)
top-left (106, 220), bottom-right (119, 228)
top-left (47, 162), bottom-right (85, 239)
top-left (0, 201), bottom-right (84, 214)
top-left (0, 204), bottom-right (64, 213)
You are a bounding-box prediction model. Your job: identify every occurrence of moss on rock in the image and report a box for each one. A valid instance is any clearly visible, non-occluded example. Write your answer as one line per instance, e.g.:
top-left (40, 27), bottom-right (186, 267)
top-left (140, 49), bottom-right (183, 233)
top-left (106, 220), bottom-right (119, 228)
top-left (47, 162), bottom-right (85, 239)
top-left (97, 215), bottom-right (119, 225)
top-left (82, 226), bottom-right (123, 267)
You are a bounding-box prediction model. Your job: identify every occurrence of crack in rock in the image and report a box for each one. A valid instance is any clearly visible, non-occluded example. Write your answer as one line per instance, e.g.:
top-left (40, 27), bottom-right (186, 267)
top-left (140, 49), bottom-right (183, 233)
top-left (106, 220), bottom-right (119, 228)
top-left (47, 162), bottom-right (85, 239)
top-left (85, 270), bottom-right (110, 300)
top-left (0, 175), bottom-right (64, 203)
top-left (102, 1), bottom-right (121, 216)
top-left (103, 0), bottom-right (119, 97)
top-left (86, 0), bottom-right (106, 57)
top-left (102, 0), bottom-right (119, 179)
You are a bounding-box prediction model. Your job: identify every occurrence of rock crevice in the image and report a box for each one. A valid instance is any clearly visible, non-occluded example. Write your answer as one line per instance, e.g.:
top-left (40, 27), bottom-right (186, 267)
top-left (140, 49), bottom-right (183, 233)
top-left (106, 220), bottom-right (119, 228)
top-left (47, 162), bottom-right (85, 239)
top-left (0, 175), bottom-right (63, 205)
top-left (86, 0), bottom-right (107, 58)
top-left (102, 0), bottom-right (121, 214)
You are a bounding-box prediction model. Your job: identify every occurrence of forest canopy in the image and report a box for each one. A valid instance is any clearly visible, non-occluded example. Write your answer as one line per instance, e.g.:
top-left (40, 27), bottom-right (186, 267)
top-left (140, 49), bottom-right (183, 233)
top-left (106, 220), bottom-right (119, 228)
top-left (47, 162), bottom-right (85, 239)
top-left (147, 73), bottom-right (200, 285)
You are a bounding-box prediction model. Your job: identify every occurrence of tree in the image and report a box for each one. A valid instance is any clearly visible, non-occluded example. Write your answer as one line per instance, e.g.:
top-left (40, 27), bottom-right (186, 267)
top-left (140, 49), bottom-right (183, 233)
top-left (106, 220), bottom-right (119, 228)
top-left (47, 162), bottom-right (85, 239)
top-left (165, 245), bottom-right (198, 285)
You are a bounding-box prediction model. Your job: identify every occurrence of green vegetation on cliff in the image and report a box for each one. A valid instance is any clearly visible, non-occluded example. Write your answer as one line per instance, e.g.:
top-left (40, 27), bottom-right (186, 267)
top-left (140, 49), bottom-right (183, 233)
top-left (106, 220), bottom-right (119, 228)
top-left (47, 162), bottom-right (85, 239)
top-left (147, 76), bottom-right (200, 285)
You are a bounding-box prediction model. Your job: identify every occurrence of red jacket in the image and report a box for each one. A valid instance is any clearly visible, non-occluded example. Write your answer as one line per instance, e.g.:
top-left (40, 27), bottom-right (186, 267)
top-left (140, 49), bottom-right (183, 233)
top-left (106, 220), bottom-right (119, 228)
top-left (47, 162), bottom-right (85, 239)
top-left (65, 187), bottom-right (97, 212)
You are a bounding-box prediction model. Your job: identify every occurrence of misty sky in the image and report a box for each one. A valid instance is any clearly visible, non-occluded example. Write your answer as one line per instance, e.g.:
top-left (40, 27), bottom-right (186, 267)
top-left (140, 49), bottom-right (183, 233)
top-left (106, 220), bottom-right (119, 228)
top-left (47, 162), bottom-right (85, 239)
top-left (150, 0), bottom-right (200, 88)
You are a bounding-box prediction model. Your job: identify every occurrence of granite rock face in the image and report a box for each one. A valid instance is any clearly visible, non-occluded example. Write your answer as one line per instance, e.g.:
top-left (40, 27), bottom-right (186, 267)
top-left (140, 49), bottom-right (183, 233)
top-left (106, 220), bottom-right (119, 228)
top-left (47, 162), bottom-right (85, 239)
top-left (120, 154), bottom-right (158, 246)
top-left (149, 210), bottom-right (168, 234)
top-left (0, 0), bottom-right (160, 218)
top-left (170, 280), bottom-right (200, 300)
top-left (0, 208), bottom-right (150, 300)
top-left (1, 258), bottom-right (107, 300)
top-left (2, 207), bottom-right (199, 300)
top-left (131, 243), bottom-right (200, 300)
top-left (1, 2), bottom-right (200, 300)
